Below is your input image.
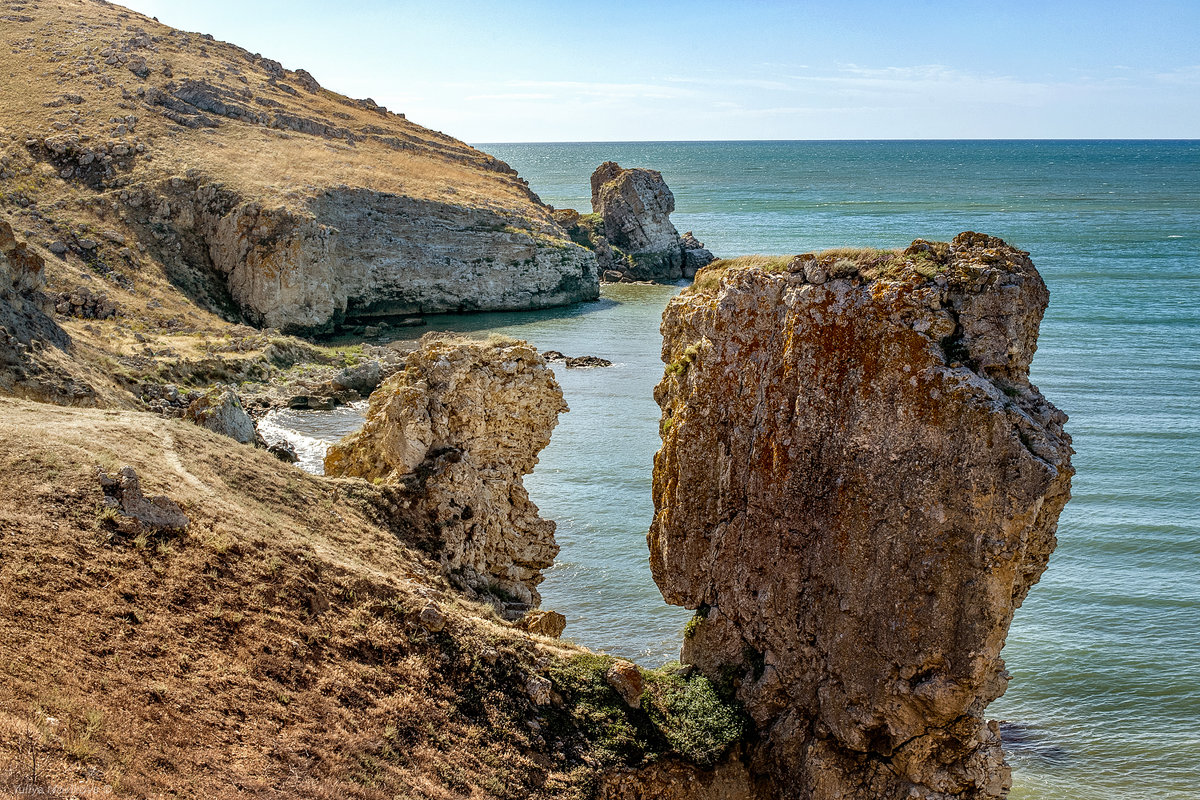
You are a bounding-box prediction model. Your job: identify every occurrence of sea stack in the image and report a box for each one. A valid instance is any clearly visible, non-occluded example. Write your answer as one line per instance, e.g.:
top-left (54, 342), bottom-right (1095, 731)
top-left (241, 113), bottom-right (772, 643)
top-left (325, 334), bottom-right (567, 609)
top-left (650, 233), bottom-right (1074, 798)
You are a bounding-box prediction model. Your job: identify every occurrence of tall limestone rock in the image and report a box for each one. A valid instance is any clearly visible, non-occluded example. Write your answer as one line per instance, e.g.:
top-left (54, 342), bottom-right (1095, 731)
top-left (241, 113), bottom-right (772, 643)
top-left (650, 233), bottom-right (1074, 799)
top-left (589, 162), bottom-right (686, 282)
top-left (325, 335), bottom-right (566, 607)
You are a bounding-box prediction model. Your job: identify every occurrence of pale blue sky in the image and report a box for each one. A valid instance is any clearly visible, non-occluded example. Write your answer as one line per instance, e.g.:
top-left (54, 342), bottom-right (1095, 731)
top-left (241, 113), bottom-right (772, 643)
top-left (120, 1), bottom-right (1200, 141)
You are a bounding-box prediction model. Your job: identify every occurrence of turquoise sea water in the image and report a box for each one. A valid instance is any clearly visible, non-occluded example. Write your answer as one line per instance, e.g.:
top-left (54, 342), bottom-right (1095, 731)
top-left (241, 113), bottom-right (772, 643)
top-left (281, 142), bottom-right (1200, 799)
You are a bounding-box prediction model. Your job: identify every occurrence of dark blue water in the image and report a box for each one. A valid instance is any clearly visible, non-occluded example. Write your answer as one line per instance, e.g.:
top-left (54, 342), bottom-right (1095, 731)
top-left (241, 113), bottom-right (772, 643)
top-left (479, 140), bottom-right (1200, 800)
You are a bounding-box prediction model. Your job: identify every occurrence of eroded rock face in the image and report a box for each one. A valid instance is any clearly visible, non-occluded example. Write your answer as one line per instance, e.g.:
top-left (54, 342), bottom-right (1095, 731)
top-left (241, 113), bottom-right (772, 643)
top-left (129, 181), bottom-right (599, 334)
top-left (650, 233), bottom-right (1073, 799)
top-left (1, 219), bottom-right (63, 349)
top-left (325, 336), bottom-right (566, 605)
top-left (591, 161), bottom-right (684, 281)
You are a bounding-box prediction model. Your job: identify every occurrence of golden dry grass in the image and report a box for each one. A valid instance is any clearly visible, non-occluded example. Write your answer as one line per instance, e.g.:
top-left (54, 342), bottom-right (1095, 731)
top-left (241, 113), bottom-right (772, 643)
top-left (0, 397), bottom-right (597, 798)
top-left (0, 0), bottom-right (544, 214)
top-left (686, 244), bottom-right (951, 295)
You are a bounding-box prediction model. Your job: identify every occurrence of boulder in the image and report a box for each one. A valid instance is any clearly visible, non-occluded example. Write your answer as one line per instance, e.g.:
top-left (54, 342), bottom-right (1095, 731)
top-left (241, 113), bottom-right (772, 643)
top-left (267, 439), bottom-right (299, 463)
top-left (680, 231), bottom-right (715, 279)
top-left (325, 335), bottom-right (568, 605)
top-left (333, 359), bottom-right (382, 396)
top-left (184, 389), bottom-right (256, 444)
top-left (650, 233), bottom-right (1074, 799)
top-left (605, 660), bottom-right (644, 708)
top-left (517, 609), bottom-right (566, 638)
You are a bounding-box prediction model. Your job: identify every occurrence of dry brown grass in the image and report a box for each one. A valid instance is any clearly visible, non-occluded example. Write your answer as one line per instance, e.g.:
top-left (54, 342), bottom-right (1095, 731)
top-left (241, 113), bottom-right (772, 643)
top-left (0, 398), bottom-right (583, 797)
top-left (0, 398), bottom-right (746, 797)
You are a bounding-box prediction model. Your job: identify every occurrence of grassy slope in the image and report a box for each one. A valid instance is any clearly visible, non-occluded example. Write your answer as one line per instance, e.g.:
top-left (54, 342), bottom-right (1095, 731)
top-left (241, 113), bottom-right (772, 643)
top-left (0, 0), bottom-right (564, 406)
top-left (0, 0), bottom-right (543, 213)
top-left (0, 399), bottom-right (744, 798)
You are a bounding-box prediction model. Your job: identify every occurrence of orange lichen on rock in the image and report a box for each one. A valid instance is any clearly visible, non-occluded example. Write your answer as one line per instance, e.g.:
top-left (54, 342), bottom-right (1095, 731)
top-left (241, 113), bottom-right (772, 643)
top-left (651, 232), bottom-right (1074, 799)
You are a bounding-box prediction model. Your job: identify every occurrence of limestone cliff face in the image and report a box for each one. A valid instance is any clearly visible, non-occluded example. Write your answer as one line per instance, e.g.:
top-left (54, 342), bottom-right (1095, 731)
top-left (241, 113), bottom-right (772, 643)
top-left (128, 181), bottom-right (599, 334)
top-left (650, 233), bottom-right (1073, 799)
top-left (325, 336), bottom-right (566, 606)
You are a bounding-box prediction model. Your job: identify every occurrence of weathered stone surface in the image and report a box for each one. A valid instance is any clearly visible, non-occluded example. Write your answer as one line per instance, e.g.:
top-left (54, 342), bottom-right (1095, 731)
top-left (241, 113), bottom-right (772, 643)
top-left (591, 162), bottom-right (684, 281)
top-left (146, 182), bottom-right (599, 334)
top-left (332, 359), bottom-right (382, 396)
top-left (680, 231), bottom-right (715, 279)
top-left (517, 609), bottom-right (567, 638)
top-left (599, 752), bottom-right (761, 800)
top-left (650, 233), bottom-right (1073, 799)
top-left (325, 335), bottom-right (567, 605)
top-left (97, 465), bottom-right (190, 531)
top-left (184, 389), bottom-right (256, 443)
top-left (605, 660), bottom-right (645, 708)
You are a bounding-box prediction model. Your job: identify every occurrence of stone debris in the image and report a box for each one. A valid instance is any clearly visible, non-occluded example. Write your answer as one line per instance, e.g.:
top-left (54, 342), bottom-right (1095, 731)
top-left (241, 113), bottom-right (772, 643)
top-left (97, 466), bottom-right (189, 531)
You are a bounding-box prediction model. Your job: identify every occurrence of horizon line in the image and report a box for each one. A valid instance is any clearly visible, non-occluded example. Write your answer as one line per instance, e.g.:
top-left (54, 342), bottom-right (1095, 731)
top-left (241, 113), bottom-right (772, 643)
top-left (472, 137), bottom-right (1200, 146)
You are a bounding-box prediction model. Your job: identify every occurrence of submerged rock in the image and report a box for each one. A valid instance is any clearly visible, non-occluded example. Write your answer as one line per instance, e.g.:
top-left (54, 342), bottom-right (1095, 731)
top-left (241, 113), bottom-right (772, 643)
top-left (650, 232), bottom-right (1074, 799)
top-left (325, 335), bottom-right (567, 605)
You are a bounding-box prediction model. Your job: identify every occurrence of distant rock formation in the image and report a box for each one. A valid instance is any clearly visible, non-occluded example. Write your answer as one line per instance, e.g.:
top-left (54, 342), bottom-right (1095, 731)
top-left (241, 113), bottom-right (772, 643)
top-left (325, 335), bottom-right (567, 607)
top-left (650, 233), bottom-right (1074, 799)
top-left (554, 163), bottom-right (716, 283)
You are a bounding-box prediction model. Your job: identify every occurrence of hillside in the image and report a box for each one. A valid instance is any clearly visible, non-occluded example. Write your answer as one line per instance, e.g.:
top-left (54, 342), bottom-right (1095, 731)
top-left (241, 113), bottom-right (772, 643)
top-left (0, 396), bottom-right (755, 798)
top-left (0, 0), bottom-right (597, 347)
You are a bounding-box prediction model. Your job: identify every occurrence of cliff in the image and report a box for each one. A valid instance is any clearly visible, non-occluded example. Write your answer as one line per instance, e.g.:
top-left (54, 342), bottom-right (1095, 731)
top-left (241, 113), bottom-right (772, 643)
top-left (325, 334), bottom-right (567, 609)
top-left (650, 233), bottom-right (1074, 798)
top-left (0, 0), bottom-right (597, 339)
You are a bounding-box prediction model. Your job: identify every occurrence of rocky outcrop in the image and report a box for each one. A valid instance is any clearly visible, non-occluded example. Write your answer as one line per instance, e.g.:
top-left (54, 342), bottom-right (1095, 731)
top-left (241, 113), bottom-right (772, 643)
top-left (325, 335), bottom-right (567, 606)
top-left (590, 161), bottom-right (684, 281)
top-left (650, 233), bottom-right (1073, 799)
top-left (555, 164), bottom-right (717, 284)
top-left (184, 389), bottom-right (256, 444)
top-left (1, 219), bottom-right (64, 349)
top-left (120, 180), bottom-right (599, 335)
top-left (97, 465), bottom-right (190, 531)
top-left (680, 231), bottom-right (716, 279)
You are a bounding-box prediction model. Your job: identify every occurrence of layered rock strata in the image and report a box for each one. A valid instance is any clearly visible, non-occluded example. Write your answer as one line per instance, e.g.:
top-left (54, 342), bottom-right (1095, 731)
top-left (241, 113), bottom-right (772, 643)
top-left (114, 176), bottom-right (599, 335)
top-left (650, 233), bottom-right (1073, 799)
top-left (325, 335), bottom-right (566, 606)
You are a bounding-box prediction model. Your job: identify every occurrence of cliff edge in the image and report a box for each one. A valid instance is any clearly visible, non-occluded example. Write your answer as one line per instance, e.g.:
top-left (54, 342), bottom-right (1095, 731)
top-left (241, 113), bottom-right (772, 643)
top-left (650, 233), bottom-right (1074, 798)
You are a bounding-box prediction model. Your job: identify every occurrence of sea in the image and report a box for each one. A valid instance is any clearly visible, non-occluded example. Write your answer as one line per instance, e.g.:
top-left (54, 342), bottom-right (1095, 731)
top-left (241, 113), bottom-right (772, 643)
top-left (259, 141), bottom-right (1200, 800)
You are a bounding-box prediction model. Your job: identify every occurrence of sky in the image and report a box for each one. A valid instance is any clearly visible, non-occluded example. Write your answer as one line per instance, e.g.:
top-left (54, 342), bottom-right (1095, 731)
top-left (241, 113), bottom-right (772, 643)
top-left (118, 0), bottom-right (1200, 142)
